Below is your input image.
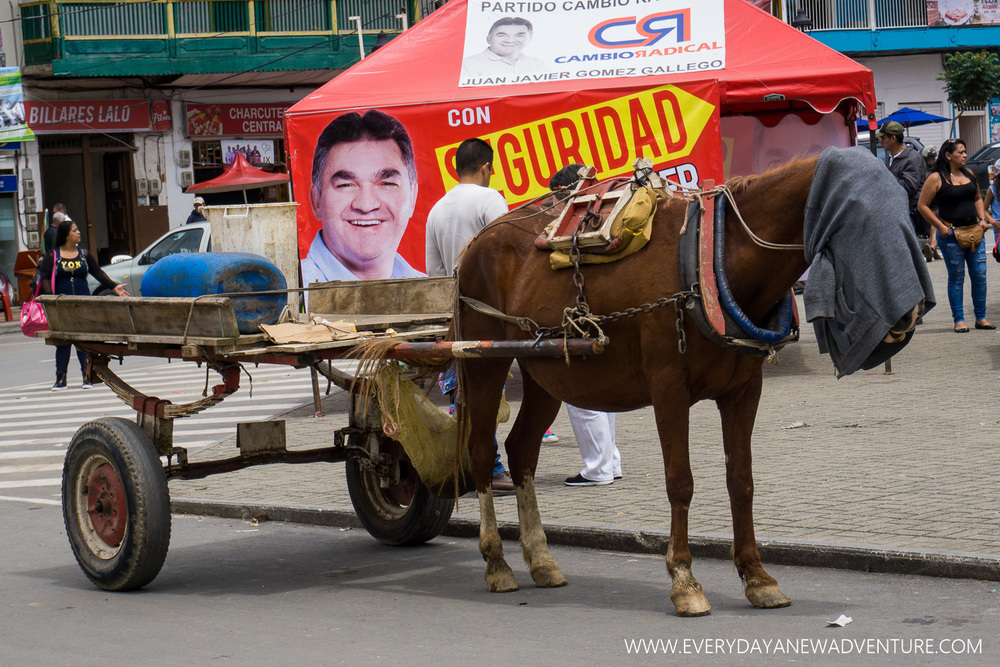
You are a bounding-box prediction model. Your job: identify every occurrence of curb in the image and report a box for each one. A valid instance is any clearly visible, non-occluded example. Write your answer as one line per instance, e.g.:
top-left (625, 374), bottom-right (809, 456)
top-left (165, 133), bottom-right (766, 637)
top-left (171, 498), bottom-right (1000, 582)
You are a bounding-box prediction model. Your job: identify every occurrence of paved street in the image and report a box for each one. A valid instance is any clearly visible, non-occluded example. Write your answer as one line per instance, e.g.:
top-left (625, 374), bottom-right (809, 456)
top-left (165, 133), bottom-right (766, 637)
top-left (0, 501), bottom-right (995, 665)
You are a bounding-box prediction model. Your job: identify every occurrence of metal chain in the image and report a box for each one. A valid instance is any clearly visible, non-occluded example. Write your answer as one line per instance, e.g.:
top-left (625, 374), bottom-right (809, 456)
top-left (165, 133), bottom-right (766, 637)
top-left (569, 225), bottom-right (588, 311)
top-left (529, 291), bottom-right (695, 353)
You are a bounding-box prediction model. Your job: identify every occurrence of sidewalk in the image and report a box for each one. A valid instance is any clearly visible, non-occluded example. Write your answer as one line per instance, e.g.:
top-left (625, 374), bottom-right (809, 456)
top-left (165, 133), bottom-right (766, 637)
top-left (8, 260), bottom-right (999, 578)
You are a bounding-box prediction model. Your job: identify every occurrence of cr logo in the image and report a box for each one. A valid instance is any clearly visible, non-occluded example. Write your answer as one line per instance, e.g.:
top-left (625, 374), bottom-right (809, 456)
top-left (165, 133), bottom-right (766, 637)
top-left (588, 10), bottom-right (691, 49)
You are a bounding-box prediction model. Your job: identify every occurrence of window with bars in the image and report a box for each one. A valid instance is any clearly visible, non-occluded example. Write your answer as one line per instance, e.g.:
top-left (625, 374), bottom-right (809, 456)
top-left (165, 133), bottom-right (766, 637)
top-left (254, 0), bottom-right (330, 32)
top-left (172, 1), bottom-right (250, 34)
top-left (786, 0), bottom-right (928, 31)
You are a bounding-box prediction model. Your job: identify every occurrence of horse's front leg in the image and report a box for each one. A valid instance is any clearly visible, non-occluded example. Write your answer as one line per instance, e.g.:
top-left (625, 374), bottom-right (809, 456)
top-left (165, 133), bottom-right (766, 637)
top-left (717, 372), bottom-right (791, 609)
top-left (653, 385), bottom-right (711, 616)
top-left (509, 365), bottom-right (566, 588)
top-left (464, 358), bottom-right (519, 593)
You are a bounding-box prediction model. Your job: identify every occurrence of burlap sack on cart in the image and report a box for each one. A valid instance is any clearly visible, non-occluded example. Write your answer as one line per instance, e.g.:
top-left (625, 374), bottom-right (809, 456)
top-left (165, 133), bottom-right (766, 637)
top-left (374, 364), bottom-right (509, 498)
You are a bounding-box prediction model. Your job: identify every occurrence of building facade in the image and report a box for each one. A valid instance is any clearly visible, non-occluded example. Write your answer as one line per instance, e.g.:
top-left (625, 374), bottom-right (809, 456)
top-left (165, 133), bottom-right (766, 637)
top-left (783, 0), bottom-right (1000, 152)
top-left (0, 0), bottom-right (425, 296)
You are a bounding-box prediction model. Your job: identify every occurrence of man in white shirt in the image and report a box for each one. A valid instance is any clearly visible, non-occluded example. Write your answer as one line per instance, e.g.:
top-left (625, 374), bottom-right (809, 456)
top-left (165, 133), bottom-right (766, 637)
top-left (425, 139), bottom-right (508, 277)
top-left (461, 16), bottom-right (547, 81)
top-left (425, 138), bottom-right (513, 493)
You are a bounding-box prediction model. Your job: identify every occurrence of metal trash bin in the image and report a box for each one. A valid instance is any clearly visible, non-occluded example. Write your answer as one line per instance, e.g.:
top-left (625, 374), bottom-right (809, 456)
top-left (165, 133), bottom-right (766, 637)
top-left (204, 203), bottom-right (300, 314)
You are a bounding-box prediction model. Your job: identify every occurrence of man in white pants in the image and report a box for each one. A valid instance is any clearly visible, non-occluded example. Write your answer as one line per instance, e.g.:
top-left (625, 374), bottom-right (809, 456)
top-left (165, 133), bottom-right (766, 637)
top-left (546, 164), bottom-right (624, 486)
top-left (564, 405), bottom-right (621, 486)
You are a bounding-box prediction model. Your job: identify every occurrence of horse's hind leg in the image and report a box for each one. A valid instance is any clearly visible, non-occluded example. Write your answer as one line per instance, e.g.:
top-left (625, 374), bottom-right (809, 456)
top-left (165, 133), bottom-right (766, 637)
top-left (509, 366), bottom-right (566, 588)
top-left (718, 374), bottom-right (791, 609)
top-left (464, 358), bottom-right (519, 593)
top-left (653, 387), bottom-right (712, 617)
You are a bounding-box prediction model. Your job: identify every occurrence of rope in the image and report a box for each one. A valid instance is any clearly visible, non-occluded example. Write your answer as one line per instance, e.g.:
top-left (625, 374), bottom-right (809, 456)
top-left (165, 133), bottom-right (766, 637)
top-left (699, 184), bottom-right (805, 251)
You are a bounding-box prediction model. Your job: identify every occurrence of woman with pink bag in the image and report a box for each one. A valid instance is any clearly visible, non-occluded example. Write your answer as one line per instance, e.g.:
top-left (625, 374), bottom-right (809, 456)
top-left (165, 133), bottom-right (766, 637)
top-left (37, 219), bottom-right (128, 390)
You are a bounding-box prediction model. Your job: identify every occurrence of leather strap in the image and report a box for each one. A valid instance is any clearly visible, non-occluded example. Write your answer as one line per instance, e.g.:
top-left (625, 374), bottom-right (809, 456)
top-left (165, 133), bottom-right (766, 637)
top-left (459, 296), bottom-right (536, 333)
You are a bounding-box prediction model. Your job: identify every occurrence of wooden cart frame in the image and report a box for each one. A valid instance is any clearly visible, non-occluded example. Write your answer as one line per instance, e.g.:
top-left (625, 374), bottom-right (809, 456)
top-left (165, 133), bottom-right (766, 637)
top-left (37, 280), bottom-right (603, 591)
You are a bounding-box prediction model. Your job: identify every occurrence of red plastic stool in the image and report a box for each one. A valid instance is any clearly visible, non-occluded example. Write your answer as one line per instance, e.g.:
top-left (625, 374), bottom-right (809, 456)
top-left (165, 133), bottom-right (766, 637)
top-left (1, 290), bottom-right (11, 322)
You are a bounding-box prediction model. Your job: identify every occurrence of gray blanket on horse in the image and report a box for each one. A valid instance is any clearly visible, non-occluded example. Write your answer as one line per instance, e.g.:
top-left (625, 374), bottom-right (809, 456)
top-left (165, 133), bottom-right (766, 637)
top-left (803, 147), bottom-right (936, 378)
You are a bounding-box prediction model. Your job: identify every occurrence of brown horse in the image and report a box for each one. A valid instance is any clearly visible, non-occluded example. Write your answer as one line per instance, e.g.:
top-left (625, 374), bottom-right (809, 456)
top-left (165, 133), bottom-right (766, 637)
top-left (447, 156), bottom-right (863, 616)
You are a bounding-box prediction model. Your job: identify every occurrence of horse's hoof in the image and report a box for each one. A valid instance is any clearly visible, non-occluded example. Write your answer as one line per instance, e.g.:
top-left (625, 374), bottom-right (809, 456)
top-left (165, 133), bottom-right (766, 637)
top-left (531, 562), bottom-right (568, 588)
top-left (746, 583), bottom-right (791, 609)
top-left (486, 566), bottom-right (520, 593)
top-left (670, 586), bottom-right (712, 617)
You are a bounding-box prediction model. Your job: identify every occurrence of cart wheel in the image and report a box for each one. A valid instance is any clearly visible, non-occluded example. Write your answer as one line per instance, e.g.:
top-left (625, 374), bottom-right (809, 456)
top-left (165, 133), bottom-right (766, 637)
top-left (62, 417), bottom-right (171, 591)
top-left (346, 438), bottom-right (454, 546)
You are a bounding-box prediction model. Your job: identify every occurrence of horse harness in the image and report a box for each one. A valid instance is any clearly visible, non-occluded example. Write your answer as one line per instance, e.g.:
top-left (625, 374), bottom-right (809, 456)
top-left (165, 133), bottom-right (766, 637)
top-left (457, 162), bottom-right (801, 362)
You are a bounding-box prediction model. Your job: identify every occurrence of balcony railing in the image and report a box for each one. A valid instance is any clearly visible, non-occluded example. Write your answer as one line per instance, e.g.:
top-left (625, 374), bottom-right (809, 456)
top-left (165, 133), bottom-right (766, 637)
top-left (785, 0), bottom-right (929, 31)
top-left (20, 0), bottom-right (412, 73)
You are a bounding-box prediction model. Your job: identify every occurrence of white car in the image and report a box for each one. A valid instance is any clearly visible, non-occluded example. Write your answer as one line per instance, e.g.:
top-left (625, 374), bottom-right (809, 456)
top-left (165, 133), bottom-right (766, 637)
top-left (88, 221), bottom-right (211, 296)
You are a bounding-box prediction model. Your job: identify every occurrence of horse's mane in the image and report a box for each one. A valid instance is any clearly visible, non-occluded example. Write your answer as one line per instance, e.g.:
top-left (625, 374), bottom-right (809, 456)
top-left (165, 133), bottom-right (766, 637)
top-left (726, 156), bottom-right (815, 195)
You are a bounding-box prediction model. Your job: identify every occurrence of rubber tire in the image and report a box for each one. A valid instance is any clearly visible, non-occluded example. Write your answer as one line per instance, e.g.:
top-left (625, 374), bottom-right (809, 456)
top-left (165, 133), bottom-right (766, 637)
top-left (346, 443), bottom-right (454, 546)
top-left (62, 417), bottom-right (171, 591)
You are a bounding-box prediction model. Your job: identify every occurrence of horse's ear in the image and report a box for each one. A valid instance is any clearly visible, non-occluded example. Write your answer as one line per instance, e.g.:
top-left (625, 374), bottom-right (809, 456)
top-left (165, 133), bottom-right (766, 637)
top-left (408, 180), bottom-right (419, 214)
top-left (309, 182), bottom-right (324, 220)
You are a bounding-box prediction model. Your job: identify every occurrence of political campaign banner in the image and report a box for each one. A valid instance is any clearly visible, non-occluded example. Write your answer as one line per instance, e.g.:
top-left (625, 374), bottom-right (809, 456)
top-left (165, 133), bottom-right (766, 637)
top-left (459, 0), bottom-right (725, 87)
top-left (0, 67), bottom-right (32, 142)
top-left (286, 78), bottom-right (723, 276)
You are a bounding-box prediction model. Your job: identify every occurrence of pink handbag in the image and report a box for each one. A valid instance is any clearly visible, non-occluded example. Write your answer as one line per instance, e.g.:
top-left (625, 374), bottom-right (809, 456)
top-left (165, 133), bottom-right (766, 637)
top-left (21, 252), bottom-right (56, 338)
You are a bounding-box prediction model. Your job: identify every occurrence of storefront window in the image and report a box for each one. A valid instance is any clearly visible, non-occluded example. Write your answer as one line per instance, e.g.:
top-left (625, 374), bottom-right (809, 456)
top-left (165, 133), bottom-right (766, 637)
top-left (192, 138), bottom-right (289, 202)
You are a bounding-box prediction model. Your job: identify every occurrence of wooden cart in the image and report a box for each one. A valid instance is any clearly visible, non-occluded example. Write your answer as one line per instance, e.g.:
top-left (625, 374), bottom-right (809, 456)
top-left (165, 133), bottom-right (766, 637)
top-left (36, 278), bottom-right (602, 591)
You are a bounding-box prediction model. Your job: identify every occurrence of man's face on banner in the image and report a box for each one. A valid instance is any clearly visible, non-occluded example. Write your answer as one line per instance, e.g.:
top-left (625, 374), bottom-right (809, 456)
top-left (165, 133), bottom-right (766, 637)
top-left (488, 24), bottom-right (532, 59)
top-left (309, 139), bottom-right (417, 275)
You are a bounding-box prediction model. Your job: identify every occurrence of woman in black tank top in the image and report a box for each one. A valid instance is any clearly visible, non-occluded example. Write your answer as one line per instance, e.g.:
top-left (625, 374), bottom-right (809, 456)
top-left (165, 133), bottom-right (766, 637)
top-left (917, 138), bottom-right (993, 333)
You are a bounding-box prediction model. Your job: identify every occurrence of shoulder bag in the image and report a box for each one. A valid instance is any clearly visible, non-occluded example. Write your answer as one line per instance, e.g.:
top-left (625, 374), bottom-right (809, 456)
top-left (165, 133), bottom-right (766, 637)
top-left (952, 224), bottom-right (984, 250)
top-left (20, 251), bottom-right (56, 337)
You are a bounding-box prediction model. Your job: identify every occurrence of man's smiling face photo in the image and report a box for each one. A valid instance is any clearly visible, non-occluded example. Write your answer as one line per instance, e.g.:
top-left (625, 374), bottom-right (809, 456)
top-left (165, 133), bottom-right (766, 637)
top-left (308, 110), bottom-right (418, 280)
top-left (487, 21), bottom-right (532, 61)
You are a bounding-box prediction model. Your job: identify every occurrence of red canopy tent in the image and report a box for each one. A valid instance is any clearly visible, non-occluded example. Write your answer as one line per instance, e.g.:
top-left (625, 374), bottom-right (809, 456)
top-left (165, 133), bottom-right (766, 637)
top-left (288, 0), bottom-right (874, 117)
top-left (285, 0), bottom-right (876, 269)
top-left (186, 152), bottom-right (290, 202)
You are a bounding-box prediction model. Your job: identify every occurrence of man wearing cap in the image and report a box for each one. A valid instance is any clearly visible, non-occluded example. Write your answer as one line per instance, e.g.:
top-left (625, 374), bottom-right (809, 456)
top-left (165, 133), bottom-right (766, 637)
top-left (878, 121), bottom-right (928, 250)
top-left (186, 197), bottom-right (208, 224)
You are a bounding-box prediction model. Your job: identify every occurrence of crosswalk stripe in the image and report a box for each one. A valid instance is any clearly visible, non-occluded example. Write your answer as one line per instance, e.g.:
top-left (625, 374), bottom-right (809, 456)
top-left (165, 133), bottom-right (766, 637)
top-left (0, 403), bottom-right (312, 430)
top-left (0, 359), bottom-right (350, 505)
top-left (0, 359), bottom-right (349, 477)
top-left (1, 424), bottom-right (240, 439)
top-left (0, 478), bottom-right (61, 489)
top-left (4, 393), bottom-right (321, 410)
top-left (0, 463), bottom-right (64, 474)
top-left (0, 381), bottom-right (320, 397)
top-left (0, 450), bottom-right (67, 460)
top-left (0, 495), bottom-right (61, 506)
top-left (0, 366), bottom-right (315, 397)
top-left (0, 389), bottom-right (315, 410)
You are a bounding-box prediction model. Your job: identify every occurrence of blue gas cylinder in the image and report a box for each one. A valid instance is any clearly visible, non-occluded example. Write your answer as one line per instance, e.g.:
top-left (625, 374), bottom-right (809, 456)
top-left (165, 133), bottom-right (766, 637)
top-left (141, 252), bottom-right (287, 334)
